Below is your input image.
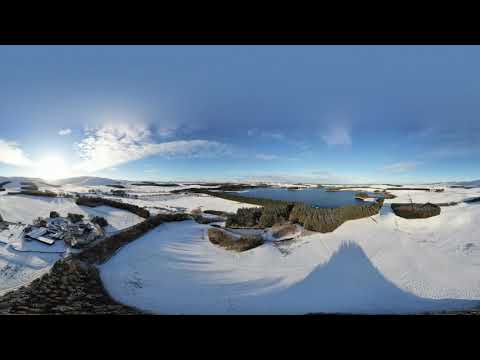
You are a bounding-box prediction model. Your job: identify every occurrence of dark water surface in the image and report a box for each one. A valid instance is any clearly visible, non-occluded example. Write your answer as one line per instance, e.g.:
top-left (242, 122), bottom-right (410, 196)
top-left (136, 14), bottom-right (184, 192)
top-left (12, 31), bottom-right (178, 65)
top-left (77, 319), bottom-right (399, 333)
top-left (230, 187), bottom-right (377, 208)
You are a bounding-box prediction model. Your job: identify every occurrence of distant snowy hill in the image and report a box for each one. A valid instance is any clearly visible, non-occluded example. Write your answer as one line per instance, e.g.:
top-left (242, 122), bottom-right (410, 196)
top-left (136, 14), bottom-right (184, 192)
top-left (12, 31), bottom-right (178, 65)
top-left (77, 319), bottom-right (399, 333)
top-left (0, 176), bottom-right (46, 189)
top-left (449, 180), bottom-right (480, 188)
top-left (0, 176), bottom-right (124, 190)
top-left (51, 176), bottom-right (122, 187)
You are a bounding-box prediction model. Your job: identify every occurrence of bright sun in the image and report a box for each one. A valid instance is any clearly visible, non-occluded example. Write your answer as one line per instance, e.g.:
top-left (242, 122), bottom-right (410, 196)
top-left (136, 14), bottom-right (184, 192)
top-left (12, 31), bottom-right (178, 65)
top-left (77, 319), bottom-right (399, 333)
top-left (34, 155), bottom-right (72, 180)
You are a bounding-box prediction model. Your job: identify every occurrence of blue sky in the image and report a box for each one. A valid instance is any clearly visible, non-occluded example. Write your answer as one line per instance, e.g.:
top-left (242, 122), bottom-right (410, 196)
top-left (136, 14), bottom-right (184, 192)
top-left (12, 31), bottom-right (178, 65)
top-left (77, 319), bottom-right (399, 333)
top-left (0, 45), bottom-right (479, 183)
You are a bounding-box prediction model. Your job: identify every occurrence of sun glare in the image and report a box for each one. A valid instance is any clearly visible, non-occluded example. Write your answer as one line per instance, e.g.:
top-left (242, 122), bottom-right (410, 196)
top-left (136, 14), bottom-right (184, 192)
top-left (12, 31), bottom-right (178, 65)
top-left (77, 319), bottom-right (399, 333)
top-left (34, 155), bottom-right (72, 180)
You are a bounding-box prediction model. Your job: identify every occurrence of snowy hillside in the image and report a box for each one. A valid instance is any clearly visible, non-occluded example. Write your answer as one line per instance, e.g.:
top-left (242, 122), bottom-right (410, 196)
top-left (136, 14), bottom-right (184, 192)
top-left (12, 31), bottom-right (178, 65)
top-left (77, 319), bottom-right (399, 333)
top-left (100, 185), bottom-right (480, 314)
top-left (2, 176), bottom-right (480, 314)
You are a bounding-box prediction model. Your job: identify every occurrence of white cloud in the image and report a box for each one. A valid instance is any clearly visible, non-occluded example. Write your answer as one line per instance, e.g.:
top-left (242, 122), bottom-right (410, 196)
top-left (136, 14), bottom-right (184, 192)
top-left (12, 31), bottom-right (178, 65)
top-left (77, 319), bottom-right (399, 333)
top-left (247, 129), bottom-right (285, 140)
top-left (382, 161), bottom-right (421, 173)
top-left (321, 126), bottom-right (352, 146)
top-left (74, 123), bottom-right (231, 173)
top-left (239, 171), bottom-right (354, 184)
top-left (58, 128), bottom-right (72, 136)
top-left (267, 132), bottom-right (285, 140)
top-left (256, 154), bottom-right (279, 161)
top-left (158, 127), bottom-right (175, 138)
top-left (0, 140), bottom-right (33, 167)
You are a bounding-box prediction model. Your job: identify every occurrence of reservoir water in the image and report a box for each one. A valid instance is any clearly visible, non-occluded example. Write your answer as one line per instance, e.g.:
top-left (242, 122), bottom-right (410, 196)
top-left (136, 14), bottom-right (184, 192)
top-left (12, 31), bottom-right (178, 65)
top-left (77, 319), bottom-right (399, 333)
top-left (229, 187), bottom-right (377, 208)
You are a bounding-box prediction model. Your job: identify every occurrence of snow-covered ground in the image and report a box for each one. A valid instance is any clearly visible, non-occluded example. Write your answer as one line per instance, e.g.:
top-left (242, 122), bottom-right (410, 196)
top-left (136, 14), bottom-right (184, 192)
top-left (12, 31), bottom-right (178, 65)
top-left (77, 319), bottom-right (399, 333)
top-left (0, 240), bottom-right (59, 295)
top-left (147, 193), bottom-right (258, 213)
top-left (0, 177), bottom-right (250, 297)
top-left (2, 176), bottom-right (480, 314)
top-left (90, 193), bottom-right (258, 216)
top-left (386, 187), bottom-right (480, 204)
top-left (0, 194), bottom-right (145, 295)
top-left (100, 186), bottom-right (480, 314)
top-left (0, 195), bottom-right (144, 231)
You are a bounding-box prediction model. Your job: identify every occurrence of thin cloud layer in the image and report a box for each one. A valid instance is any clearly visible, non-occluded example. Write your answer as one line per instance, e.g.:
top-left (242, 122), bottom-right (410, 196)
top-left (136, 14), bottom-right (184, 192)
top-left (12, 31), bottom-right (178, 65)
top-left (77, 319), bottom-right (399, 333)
top-left (382, 161), bottom-right (421, 173)
top-left (247, 129), bottom-right (285, 140)
top-left (256, 154), bottom-right (279, 161)
top-left (240, 173), bottom-right (352, 184)
top-left (58, 128), bottom-right (72, 136)
top-left (74, 123), bottom-right (231, 173)
top-left (321, 126), bottom-right (352, 146)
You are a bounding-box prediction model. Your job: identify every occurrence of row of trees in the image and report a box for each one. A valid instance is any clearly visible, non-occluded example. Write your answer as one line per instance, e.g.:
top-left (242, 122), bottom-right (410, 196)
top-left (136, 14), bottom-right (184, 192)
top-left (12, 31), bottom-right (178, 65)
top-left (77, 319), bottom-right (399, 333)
top-left (289, 200), bottom-right (383, 232)
top-left (8, 190), bottom-right (57, 197)
top-left (225, 199), bottom-right (384, 233)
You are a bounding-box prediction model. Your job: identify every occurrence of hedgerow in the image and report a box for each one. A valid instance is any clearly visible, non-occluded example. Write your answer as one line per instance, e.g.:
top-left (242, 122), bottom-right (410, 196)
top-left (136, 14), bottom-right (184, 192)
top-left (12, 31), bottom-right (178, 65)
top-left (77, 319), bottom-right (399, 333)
top-left (76, 196), bottom-right (150, 219)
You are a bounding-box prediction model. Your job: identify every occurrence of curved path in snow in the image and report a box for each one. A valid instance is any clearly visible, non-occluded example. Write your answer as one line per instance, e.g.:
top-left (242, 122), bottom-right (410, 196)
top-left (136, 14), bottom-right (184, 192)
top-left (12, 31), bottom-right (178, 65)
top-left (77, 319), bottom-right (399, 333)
top-left (100, 202), bottom-right (480, 314)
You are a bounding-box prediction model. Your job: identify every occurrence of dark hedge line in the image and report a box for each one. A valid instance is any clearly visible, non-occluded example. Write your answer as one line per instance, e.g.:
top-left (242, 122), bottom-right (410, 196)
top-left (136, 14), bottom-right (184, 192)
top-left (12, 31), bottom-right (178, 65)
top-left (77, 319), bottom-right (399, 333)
top-left (131, 182), bottom-right (180, 187)
top-left (171, 184), bottom-right (270, 194)
top-left (76, 196), bottom-right (150, 219)
top-left (170, 187), bottom-right (206, 194)
top-left (385, 187), bottom-right (431, 191)
top-left (203, 210), bottom-right (233, 217)
top-left (7, 190), bottom-right (57, 197)
top-left (73, 213), bottom-right (190, 264)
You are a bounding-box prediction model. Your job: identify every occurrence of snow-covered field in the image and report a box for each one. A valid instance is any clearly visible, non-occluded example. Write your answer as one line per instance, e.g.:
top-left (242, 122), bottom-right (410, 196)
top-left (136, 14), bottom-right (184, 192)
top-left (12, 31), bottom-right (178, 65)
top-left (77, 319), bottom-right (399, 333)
top-left (0, 195), bottom-right (144, 231)
top-left (100, 186), bottom-right (480, 314)
top-left (344, 185), bottom-right (480, 205)
top-left (0, 193), bottom-right (145, 295)
top-left (2, 176), bottom-right (480, 314)
top-left (91, 193), bottom-right (259, 216)
top-left (0, 228), bottom-right (60, 295)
